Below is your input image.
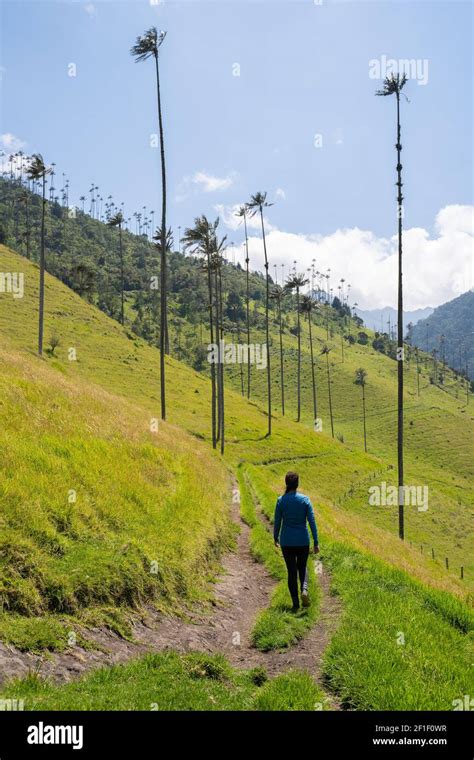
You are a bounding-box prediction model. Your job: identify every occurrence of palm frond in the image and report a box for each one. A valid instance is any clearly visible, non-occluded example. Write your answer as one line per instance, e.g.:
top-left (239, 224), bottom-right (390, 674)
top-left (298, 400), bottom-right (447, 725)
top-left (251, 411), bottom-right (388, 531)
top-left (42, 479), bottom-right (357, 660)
top-left (130, 27), bottom-right (166, 61)
top-left (375, 73), bottom-right (408, 97)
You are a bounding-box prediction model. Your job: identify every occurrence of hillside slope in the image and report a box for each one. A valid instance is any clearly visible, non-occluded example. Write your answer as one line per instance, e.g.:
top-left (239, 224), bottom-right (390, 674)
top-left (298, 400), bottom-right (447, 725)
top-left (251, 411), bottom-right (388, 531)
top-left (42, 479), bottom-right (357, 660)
top-left (409, 291), bottom-right (474, 378)
top-left (0, 243), bottom-right (470, 596)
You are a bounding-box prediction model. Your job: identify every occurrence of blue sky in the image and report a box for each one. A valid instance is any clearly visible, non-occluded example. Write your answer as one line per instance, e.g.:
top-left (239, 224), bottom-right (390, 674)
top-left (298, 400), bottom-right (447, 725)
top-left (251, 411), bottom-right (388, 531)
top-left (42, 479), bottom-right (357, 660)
top-left (1, 0), bottom-right (472, 309)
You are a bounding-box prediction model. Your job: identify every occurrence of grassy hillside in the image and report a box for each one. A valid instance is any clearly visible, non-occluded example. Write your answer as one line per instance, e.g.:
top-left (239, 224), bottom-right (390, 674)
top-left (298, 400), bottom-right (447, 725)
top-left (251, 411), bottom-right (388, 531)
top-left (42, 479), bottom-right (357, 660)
top-left (409, 291), bottom-right (474, 378)
top-left (0, 336), bottom-right (231, 650)
top-left (0, 243), bottom-right (470, 596)
top-left (0, 243), bottom-right (472, 710)
top-left (224, 302), bottom-right (473, 578)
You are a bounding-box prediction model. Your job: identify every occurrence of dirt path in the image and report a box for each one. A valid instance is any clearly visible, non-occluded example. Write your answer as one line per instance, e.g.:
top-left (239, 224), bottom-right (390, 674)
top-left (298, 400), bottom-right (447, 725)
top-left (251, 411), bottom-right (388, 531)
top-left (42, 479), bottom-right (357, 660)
top-left (0, 478), bottom-right (341, 706)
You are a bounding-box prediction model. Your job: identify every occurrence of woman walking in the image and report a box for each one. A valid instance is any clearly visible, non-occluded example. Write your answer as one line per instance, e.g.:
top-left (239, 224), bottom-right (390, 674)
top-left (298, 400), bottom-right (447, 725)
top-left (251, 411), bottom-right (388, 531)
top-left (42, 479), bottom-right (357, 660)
top-left (273, 471), bottom-right (319, 612)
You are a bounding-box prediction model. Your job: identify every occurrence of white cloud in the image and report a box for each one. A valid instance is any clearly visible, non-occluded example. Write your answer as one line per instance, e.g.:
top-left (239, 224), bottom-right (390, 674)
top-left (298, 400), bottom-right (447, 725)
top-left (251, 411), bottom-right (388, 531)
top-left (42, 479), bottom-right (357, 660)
top-left (191, 171), bottom-right (234, 193)
top-left (214, 203), bottom-right (276, 233)
top-left (0, 133), bottom-right (26, 152)
top-left (225, 205), bottom-right (473, 310)
top-left (275, 187), bottom-right (286, 200)
top-left (83, 3), bottom-right (97, 17)
top-left (0, 134), bottom-right (29, 176)
top-left (175, 171), bottom-right (235, 202)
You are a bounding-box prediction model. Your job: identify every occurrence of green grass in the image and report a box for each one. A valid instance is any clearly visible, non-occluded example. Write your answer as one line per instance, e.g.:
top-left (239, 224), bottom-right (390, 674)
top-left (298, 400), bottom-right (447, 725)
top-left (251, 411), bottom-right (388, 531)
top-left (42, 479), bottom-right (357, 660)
top-left (0, 651), bottom-right (327, 711)
top-left (0, 243), bottom-right (471, 712)
top-left (225, 303), bottom-right (473, 578)
top-left (321, 541), bottom-right (474, 710)
top-left (237, 466), bottom-right (321, 651)
top-left (245, 464), bottom-right (473, 709)
top-left (0, 245), bottom-right (470, 596)
top-left (0, 346), bottom-right (232, 650)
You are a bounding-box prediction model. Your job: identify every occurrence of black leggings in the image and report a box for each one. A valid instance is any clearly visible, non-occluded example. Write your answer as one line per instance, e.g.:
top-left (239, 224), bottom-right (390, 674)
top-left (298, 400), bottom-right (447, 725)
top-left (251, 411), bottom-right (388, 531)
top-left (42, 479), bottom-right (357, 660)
top-left (281, 545), bottom-right (310, 606)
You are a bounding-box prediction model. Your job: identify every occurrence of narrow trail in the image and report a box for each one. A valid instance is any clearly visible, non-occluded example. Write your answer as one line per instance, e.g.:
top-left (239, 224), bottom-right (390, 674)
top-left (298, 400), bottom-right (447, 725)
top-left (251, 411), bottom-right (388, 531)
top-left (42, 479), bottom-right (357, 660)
top-left (0, 476), bottom-right (341, 707)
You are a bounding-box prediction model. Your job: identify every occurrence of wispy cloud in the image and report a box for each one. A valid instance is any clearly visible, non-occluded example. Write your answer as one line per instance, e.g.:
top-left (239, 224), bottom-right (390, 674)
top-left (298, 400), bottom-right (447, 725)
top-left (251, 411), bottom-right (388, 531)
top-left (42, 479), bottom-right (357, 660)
top-left (0, 134), bottom-right (29, 175)
top-left (191, 171), bottom-right (234, 193)
top-left (215, 203), bottom-right (276, 233)
top-left (83, 3), bottom-right (97, 18)
top-left (0, 133), bottom-right (26, 152)
top-left (175, 171), bottom-right (236, 202)
top-left (275, 187), bottom-right (286, 200)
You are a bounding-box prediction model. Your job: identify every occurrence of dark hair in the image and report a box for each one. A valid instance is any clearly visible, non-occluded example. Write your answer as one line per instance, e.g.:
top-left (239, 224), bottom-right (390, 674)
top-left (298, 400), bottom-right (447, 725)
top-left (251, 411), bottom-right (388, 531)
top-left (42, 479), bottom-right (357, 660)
top-left (285, 471), bottom-right (299, 493)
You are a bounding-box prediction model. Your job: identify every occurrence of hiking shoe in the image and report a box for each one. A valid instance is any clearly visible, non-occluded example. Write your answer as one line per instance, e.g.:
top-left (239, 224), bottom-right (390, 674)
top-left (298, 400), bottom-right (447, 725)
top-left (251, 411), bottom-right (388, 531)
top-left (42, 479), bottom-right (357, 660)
top-left (301, 591), bottom-right (310, 607)
top-left (291, 605), bottom-right (300, 613)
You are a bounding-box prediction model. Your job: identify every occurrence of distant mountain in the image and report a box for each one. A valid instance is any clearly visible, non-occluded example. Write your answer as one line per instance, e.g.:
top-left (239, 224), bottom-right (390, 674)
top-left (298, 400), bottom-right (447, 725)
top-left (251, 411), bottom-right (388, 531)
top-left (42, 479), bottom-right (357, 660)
top-left (355, 306), bottom-right (434, 334)
top-left (408, 291), bottom-right (474, 378)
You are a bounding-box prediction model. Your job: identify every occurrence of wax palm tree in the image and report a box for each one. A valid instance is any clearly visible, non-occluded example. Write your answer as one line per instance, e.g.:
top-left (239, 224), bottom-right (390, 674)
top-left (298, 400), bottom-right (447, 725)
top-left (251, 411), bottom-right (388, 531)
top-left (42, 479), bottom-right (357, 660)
top-left (154, 224), bottom-right (173, 356)
top-left (107, 211), bottom-right (125, 325)
top-left (214, 233), bottom-right (227, 454)
top-left (415, 346), bottom-right (420, 396)
top-left (301, 294), bottom-right (319, 424)
top-left (376, 72), bottom-right (408, 540)
top-left (354, 368), bottom-right (368, 452)
top-left (270, 285), bottom-right (285, 415)
top-left (131, 27), bottom-right (168, 420)
top-left (19, 189), bottom-right (31, 260)
top-left (26, 154), bottom-right (51, 355)
top-left (321, 345), bottom-right (334, 438)
top-left (183, 216), bottom-right (219, 448)
top-left (286, 273), bottom-right (308, 422)
top-left (246, 191), bottom-right (273, 436)
top-left (236, 205), bottom-right (251, 398)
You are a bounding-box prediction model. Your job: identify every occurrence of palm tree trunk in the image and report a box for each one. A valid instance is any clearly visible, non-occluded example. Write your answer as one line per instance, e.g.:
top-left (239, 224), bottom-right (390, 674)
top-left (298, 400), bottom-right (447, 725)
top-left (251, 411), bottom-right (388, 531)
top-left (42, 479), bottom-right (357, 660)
top-left (25, 196), bottom-right (30, 260)
top-left (119, 224), bottom-right (124, 325)
top-left (154, 52), bottom-right (167, 420)
top-left (362, 384), bottom-right (367, 452)
top-left (237, 326), bottom-right (244, 396)
top-left (416, 347), bottom-right (420, 396)
top-left (278, 298), bottom-right (285, 415)
top-left (206, 256), bottom-right (217, 449)
top-left (259, 207), bottom-right (271, 436)
top-left (296, 288), bottom-right (301, 422)
top-left (244, 213), bottom-right (251, 399)
top-left (214, 266), bottom-right (221, 443)
top-left (38, 175), bottom-right (46, 356)
top-left (218, 263), bottom-right (225, 454)
top-left (308, 312), bottom-right (317, 422)
top-left (396, 90), bottom-right (404, 540)
top-left (326, 352), bottom-right (334, 438)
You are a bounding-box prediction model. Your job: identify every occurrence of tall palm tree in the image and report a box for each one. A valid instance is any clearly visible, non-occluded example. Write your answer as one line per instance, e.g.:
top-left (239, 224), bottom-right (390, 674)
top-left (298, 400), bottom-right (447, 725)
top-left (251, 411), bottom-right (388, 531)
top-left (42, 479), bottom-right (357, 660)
top-left (270, 285), bottom-right (285, 415)
top-left (415, 346), bottom-right (420, 396)
top-left (376, 72), bottom-right (408, 540)
top-left (236, 205), bottom-right (251, 398)
top-left (301, 294), bottom-right (318, 424)
top-left (19, 189), bottom-right (31, 260)
top-left (183, 216), bottom-right (219, 448)
top-left (321, 345), bottom-right (334, 438)
top-left (214, 234), bottom-right (227, 454)
top-left (131, 27), bottom-right (168, 420)
top-left (286, 273), bottom-right (308, 422)
top-left (246, 191), bottom-right (273, 436)
top-left (26, 154), bottom-right (51, 356)
top-left (354, 368), bottom-right (368, 452)
top-left (107, 211), bottom-right (125, 325)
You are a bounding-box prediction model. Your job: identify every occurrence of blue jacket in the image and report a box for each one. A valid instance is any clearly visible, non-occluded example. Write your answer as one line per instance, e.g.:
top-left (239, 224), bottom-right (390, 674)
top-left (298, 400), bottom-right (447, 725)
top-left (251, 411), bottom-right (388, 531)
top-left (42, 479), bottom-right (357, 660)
top-left (273, 491), bottom-right (318, 547)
